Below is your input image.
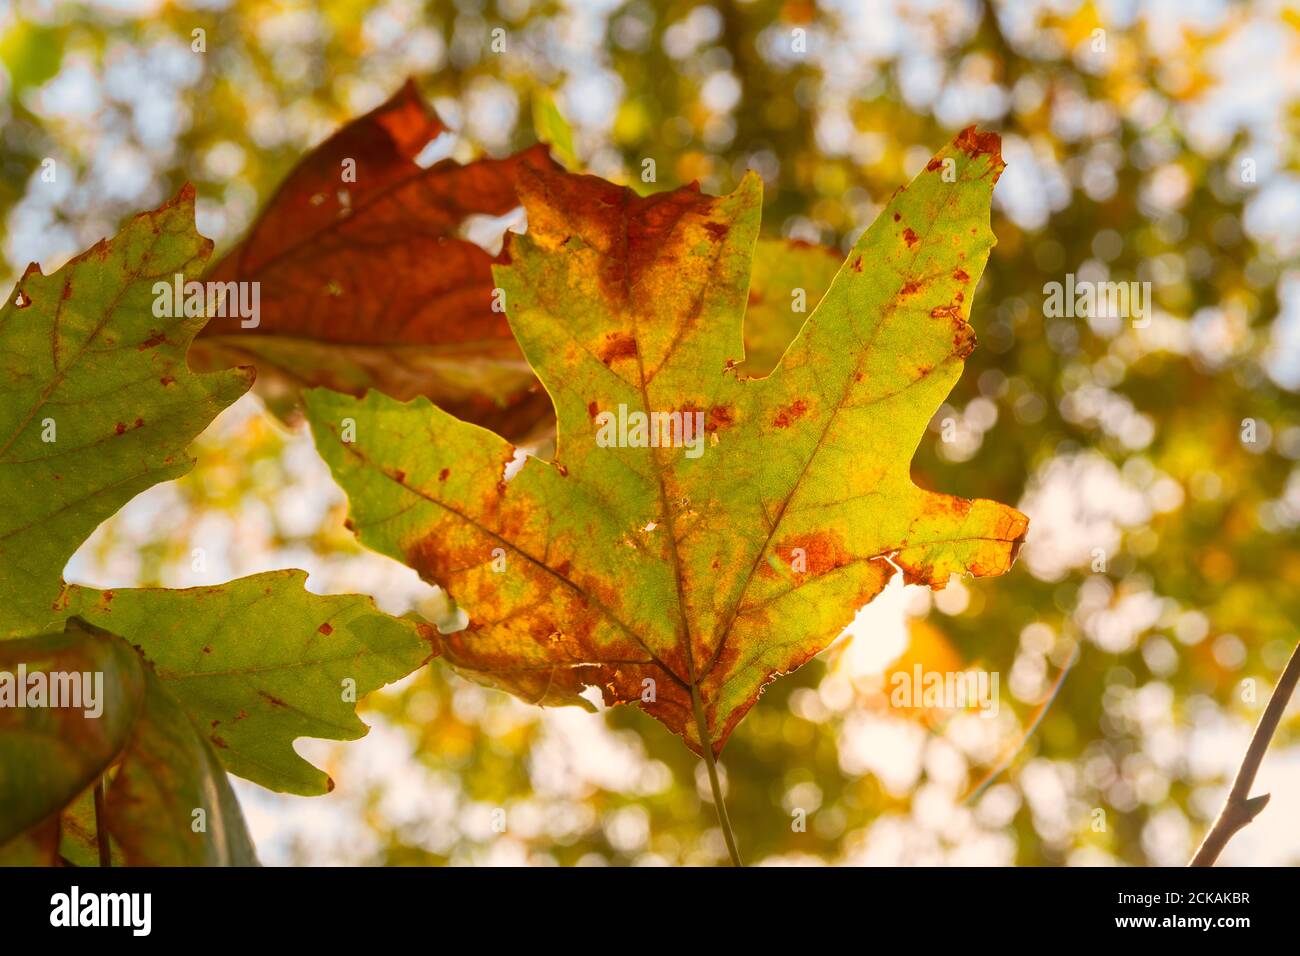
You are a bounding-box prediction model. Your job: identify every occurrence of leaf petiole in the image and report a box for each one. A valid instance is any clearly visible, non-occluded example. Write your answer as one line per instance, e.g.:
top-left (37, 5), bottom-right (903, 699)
top-left (691, 683), bottom-right (743, 867)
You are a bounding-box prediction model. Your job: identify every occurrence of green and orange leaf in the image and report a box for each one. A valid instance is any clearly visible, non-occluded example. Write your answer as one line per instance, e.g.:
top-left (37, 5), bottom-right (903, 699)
top-left (305, 126), bottom-right (1028, 755)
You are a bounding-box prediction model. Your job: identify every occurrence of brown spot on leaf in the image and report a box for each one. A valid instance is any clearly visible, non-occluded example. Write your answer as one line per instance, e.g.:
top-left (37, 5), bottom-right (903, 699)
top-left (211, 735), bottom-right (228, 749)
top-left (259, 690), bottom-right (288, 708)
top-left (598, 331), bottom-right (638, 365)
top-left (159, 375), bottom-right (175, 387)
top-left (900, 280), bottom-right (922, 296)
top-left (438, 468), bottom-right (450, 482)
top-left (703, 221), bottom-right (730, 241)
top-left (587, 401), bottom-right (600, 419)
top-left (773, 530), bottom-right (853, 577)
top-left (953, 322), bottom-right (977, 358)
top-left (772, 398), bottom-right (809, 428)
top-left (138, 331), bottom-right (167, 350)
top-left (114, 422), bottom-right (127, 435)
top-left (317, 622), bottom-right (334, 635)
top-left (707, 404), bottom-right (735, 432)
top-left (953, 268), bottom-right (970, 282)
top-left (954, 125), bottom-right (1003, 164)
top-left (903, 228), bottom-right (919, 248)
top-left (926, 157), bottom-right (944, 171)
top-left (851, 256), bottom-right (863, 272)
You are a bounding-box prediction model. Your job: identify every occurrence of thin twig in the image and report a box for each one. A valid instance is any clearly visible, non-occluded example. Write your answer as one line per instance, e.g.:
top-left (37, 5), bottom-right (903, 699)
top-left (1190, 639), bottom-right (1300, 866)
top-left (93, 776), bottom-right (111, 868)
top-left (691, 683), bottom-right (743, 867)
top-left (963, 644), bottom-right (1080, 805)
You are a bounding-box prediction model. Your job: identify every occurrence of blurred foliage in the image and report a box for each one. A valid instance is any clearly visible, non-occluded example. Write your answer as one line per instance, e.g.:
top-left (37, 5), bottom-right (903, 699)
top-left (3, 0), bottom-right (1299, 866)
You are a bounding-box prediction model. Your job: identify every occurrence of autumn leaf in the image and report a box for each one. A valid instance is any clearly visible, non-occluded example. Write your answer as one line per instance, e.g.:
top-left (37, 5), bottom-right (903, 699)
top-left (0, 618), bottom-right (143, 844)
top-left (0, 618), bottom-right (258, 866)
top-left (742, 237), bottom-right (842, 377)
top-left (193, 79), bottom-right (560, 441)
top-left (63, 570), bottom-right (438, 795)
top-left (105, 656), bottom-right (259, 865)
top-left (305, 126), bottom-right (1028, 758)
top-left (0, 814), bottom-right (61, 865)
top-left (56, 788), bottom-right (123, 867)
top-left (0, 188), bottom-right (252, 636)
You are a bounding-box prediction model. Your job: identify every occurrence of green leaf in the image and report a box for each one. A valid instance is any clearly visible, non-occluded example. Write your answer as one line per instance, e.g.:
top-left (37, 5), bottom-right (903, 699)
top-left (0, 618), bottom-right (144, 843)
top-left (64, 570), bottom-right (438, 795)
top-left (0, 187), bottom-right (253, 635)
top-left (0, 22), bottom-right (65, 95)
top-left (303, 128), bottom-right (1027, 755)
top-left (532, 89), bottom-right (579, 170)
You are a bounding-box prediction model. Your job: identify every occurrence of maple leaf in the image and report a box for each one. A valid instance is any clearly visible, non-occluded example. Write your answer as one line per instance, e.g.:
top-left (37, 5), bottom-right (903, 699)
top-left (0, 186), bottom-right (251, 636)
top-left (62, 571), bottom-right (438, 795)
top-left (193, 79), bottom-right (560, 441)
top-left (304, 126), bottom-right (1028, 758)
top-left (0, 188), bottom-right (438, 859)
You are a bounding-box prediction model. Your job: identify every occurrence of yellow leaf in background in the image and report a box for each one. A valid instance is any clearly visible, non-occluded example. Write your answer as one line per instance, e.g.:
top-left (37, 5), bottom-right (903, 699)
top-left (883, 618), bottom-right (967, 727)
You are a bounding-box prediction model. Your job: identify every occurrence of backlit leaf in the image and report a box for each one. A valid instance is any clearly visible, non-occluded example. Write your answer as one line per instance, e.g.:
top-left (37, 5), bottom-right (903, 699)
top-left (193, 79), bottom-right (559, 441)
top-left (306, 127), bottom-right (1029, 755)
top-left (0, 188), bottom-right (252, 636)
top-left (64, 570), bottom-right (438, 795)
top-left (106, 659), bottom-right (259, 866)
top-left (0, 618), bottom-right (142, 843)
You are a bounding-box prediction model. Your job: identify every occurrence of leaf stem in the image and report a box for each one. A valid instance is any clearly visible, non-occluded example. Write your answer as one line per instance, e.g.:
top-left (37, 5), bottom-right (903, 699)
top-left (1190, 638), bottom-right (1300, 866)
top-left (690, 683), bottom-right (742, 867)
top-left (93, 775), bottom-right (111, 868)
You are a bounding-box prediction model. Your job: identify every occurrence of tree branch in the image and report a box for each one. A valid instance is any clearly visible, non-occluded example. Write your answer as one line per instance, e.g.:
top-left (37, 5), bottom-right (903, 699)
top-left (1190, 639), bottom-right (1300, 866)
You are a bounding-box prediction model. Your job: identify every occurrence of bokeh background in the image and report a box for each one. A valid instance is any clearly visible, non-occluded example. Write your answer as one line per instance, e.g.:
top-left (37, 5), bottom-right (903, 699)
top-left (3, 0), bottom-right (1299, 865)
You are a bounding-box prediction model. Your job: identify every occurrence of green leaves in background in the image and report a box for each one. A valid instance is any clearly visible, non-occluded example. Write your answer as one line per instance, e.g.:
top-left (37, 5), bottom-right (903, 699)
top-left (532, 89), bottom-right (579, 170)
top-left (0, 185), bottom-right (251, 635)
